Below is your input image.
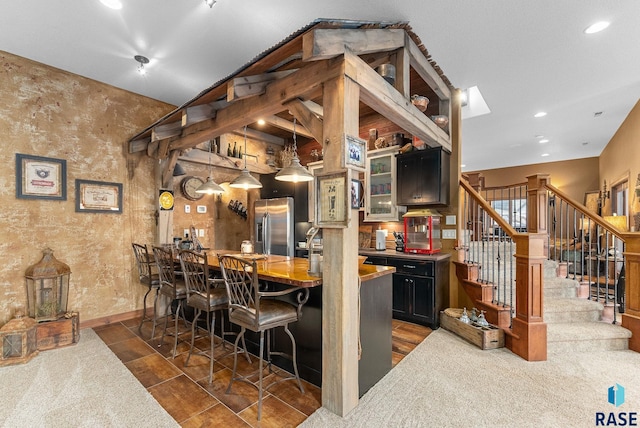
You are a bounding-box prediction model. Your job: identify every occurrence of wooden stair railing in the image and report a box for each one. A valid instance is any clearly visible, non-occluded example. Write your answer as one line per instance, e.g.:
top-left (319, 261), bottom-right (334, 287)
top-left (458, 178), bottom-right (547, 361)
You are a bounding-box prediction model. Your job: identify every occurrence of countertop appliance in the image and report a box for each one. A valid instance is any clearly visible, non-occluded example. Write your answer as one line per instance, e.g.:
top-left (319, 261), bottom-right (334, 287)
top-left (376, 229), bottom-right (388, 251)
top-left (255, 197), bottom-right (294, 257)
top-left (403, 209), bottom-right (441, 255)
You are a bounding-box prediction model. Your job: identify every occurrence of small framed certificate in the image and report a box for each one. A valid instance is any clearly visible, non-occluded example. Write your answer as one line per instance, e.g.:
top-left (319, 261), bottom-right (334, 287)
top-left (315, 170), bottom-right (350, 228)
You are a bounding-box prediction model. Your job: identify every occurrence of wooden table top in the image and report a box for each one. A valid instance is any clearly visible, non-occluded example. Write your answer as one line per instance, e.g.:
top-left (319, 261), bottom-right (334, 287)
top-left (206, 250), bottom-right (394, 288)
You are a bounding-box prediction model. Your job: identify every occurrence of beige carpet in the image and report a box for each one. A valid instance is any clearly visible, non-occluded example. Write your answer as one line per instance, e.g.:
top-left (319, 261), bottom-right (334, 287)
top-left (0, 328), bottom-right (177, 427)
top-left (301, 328), bottom-right (640, 428)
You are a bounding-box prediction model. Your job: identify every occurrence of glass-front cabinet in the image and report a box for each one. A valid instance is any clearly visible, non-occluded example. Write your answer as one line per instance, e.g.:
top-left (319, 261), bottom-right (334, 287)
top-left (364, 146), bottom-right (401, 222)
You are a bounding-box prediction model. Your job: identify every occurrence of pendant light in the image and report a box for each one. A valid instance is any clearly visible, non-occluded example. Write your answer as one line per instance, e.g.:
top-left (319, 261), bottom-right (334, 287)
top-left (275, 117), bottom-right (313, 182)
top-left (195, 141), bottom-right (224, 195)
top-left (230, 126), bottom-right (263, 189)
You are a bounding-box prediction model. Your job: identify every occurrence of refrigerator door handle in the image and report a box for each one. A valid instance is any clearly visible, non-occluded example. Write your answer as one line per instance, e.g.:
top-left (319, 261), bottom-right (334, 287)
top-left (263, 212), bottom-right (270, 254)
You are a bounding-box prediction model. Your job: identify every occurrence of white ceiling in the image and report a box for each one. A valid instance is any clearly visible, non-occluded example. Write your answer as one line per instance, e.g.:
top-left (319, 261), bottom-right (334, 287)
top-left (2, 0), bottom-right (639, 172)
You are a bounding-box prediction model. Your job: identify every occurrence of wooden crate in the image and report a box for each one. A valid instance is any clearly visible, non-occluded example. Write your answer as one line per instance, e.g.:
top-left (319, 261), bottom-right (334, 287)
top-left (440, 309), bottom-right (504, 350)
top-left (36, 313), bottom-right (80, 351)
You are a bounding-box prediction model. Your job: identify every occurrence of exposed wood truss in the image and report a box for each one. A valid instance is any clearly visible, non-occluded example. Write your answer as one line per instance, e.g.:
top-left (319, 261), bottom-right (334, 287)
top-left (128, 21), bottom-right (454, 188)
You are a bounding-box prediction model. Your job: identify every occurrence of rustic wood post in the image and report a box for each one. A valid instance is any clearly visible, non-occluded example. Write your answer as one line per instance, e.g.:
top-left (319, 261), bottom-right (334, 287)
top-left (621, 232), bottom-right (640, 352)
top-left (321, 74), bottom-right (361, 416)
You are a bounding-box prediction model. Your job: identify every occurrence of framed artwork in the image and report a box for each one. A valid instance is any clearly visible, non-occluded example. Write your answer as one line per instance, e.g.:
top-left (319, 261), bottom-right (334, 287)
top-left (75, 179), bottom-right (123, 213)
top-left (584, 190), bottom-right (600, 214)
top-left (343, 134), bottom-right (366, 171)
top-left (16, 154), bottom-right (67, 200)
top-left (159, 190), bottom-right (174, 211)
top-left (315, 170), bottom-right (350, 228)
top-left (350, 179), bottom-right (361, 209)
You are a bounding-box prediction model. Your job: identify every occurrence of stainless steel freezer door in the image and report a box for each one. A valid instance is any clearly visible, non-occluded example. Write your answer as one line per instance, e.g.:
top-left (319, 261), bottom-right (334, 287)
top-left (254, 198), bottom-right (294, 256)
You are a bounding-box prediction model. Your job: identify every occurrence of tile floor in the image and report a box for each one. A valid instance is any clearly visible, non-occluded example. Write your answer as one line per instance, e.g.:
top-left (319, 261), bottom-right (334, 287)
top-left (94, 316), bottom-right (431, 427)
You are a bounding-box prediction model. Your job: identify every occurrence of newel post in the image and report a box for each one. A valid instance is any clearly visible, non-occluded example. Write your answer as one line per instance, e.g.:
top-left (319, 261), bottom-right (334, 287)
top-left (621, 232), bottom-right (640, 352)
top-left (510, 233), bottom-right (547, 361)
top-left (526, 174), bottom-right (550, 235)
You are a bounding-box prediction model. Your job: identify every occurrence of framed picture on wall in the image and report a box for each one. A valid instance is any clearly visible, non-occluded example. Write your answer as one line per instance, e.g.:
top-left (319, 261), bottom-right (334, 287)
top-left (343, 134), bottom-right (366, 171)
top-left (75, 179), bottom-right (123, 213)
top-left (350, 179), bottom-right (361, 209)
top-left (315, 170), bottom-right (350, 228)
top-left (16, 154), bottom-right (67, 200)
top-left (584, 190), bottom-right (600, 214)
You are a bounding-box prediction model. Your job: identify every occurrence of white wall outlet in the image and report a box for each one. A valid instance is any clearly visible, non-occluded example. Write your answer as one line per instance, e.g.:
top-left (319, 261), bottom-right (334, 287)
top-left (197, 205), bottom-right (207, 213)
top-left (184, 205), bottom-right (191, 213)
top-left (446, 215), bottom-right (456, 225)
top-left (442, 229), bottom-right (457, 239)
top-left (198, 229), bottom-right (204, 237)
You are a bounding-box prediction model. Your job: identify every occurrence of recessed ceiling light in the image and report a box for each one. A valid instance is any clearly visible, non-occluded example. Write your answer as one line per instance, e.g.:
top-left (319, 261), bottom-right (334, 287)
top-left (257, 119), bottom-right (266, 126)
top-left (99, 0), bottom-right (122, 10)
top-left (541, 153), bottom-right (550, 157)
top-left (584, 21), bottom-right (610, 34)
top-left (461, 164), bottom-right (466, 168)
top-left (534, 112), bottom-right (547, 118)
top-left (539, 139), bottom-right (549, 144)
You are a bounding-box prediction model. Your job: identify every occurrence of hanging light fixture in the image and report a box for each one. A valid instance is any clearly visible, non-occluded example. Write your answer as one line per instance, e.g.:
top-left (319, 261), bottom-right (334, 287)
top-left (195, 141), bottom-right (224, 195)
top-left (172, 163), bottom-right (186, 177)
top-left (230, 126), bottom-right (263, 189)
top-left (275, 117), bottom-right (313, 183)
top-left (134, 55), bottom-right (149, 75)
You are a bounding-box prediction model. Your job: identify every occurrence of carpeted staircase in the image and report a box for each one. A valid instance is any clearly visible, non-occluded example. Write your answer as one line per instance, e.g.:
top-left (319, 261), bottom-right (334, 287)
top-left (543, 259), bottom-right (632, 354)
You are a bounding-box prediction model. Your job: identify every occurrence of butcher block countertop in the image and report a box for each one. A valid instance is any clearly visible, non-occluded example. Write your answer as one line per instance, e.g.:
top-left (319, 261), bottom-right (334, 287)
top-left (207, 250), bottom-right (394, 287)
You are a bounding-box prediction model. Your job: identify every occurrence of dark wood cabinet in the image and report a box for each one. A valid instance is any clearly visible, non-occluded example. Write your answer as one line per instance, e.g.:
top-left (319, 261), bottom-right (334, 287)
top-left (362, 252), bottom-right (449, 329)
top-left (396, 147), bottom-right (450, 206)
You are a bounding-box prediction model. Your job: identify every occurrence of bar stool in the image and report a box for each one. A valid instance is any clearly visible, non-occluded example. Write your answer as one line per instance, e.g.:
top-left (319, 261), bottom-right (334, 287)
top-left (178, 249), bottom-right (231, 384)
top-left (218, 254), bottom-right (309, 421)
top-left (132, 243), bottom-right (160, 338)
top-left (152, 245), bottom-right (188, 358)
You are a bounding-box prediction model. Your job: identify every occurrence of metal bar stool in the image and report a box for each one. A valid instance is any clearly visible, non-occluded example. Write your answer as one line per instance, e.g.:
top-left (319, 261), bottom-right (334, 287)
top-left (218, 254), bottom-right (309, 421)
top-left (179, 249), bottom-right (247, 383)
top-left (152, 245), bottom-right (188, 358)
top-left (132, 243), bottom-right (160, 338)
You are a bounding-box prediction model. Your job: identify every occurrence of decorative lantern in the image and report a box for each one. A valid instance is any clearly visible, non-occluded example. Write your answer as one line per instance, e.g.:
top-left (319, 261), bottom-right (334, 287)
top-left (0, 310), bottom-right (38, 366)
top-left (24, 248), bottom-right (71, 322)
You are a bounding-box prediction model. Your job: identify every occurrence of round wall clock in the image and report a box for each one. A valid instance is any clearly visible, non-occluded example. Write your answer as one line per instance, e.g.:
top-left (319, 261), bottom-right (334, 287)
top-left (180, 176), bottom-right (205, 201)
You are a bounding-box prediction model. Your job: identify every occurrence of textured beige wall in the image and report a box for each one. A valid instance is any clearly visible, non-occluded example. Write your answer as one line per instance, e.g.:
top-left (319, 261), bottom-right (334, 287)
top-left (467, 157), bottom-right (600, 203)
top-left (0, 51), bottom-right (174, 325)
top-left (599, 99), bottom-right (640, 222)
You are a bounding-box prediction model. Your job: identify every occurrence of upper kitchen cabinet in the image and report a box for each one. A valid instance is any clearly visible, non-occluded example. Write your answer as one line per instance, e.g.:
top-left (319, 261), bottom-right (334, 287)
top-left (364, 146), bottom-right (402, 222)
top-left (396, 147), bottom-right (450, 206)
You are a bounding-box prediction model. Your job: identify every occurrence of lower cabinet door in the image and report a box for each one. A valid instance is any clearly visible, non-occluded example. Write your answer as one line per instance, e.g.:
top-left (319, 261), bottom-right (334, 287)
top-left (392, 274), bottom-right (411, 317)
top-left (412, 276), bottom-right (435, 325)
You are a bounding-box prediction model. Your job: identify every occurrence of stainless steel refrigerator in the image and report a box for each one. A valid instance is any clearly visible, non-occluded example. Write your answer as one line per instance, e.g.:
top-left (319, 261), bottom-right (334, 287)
top-left (254, 197), bottom-right (294, 256)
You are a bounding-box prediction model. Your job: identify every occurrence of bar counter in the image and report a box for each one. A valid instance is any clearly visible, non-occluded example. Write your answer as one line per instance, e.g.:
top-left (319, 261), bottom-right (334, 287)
top-left (206, 250), bottom-right (394, 394)
top-left (208, 250), bottom-right (395, 287)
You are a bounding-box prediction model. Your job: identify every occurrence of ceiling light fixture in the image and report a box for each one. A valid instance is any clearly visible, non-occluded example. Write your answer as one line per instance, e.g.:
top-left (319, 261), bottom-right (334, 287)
top-left (195, 141), bottom-right (224, 195)
top-left (459, 89), bottom-right (469, 107)
top-left (539, 139), bottom-right (549, 144)
top-left (100, 0), bottom-right (122, 10)
top-left (584, 21), bottom-right (610, 34)
top-left (275, 117), bottom-right (313, 183)
top-left (534, 112), bottom-right (547, 118)
top-left (541, 153), bottom-right (550, 157)
top-left (230, 126), bottom-right (263, 190)
top-left (173, 163), bottom-right (186, 177)
top-left (134, 55), bottom-right (149, 75)
top-left (257, 119), bottom-right (266, 126)
top-left (205, 0), bottom-right (217, 8)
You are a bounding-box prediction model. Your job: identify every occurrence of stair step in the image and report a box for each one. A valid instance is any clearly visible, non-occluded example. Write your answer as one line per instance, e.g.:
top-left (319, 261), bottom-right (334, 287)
top-left (544, 277), bottom-right (579, 299)
top-left (544, 298), bottom-right (603, 323)
top-left (547, 322), bottom-right (632, 354)
top-left (544, 260), bottom-right (559, 278)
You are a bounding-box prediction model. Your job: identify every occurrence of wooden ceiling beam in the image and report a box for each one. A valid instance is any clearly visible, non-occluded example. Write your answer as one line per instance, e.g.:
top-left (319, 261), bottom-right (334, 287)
top-left (343, 49), bottom-right (451, 151)
top-left (407, 36), bottom-right (451, 100)
top-left (151, 121), bottom-right (183, 142)
top-left (285, 98), bottom-right (323, 143)
top-left (164, 56), bottom-right (344, 153)
top-left (302, 28), bottom-right (405, 61)
top-left (227, 69), bottom-right (297, 102)
top-left (181, 101), bottom-right (226, 126)
top-left (264, 115), bottom-right (314, 139)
